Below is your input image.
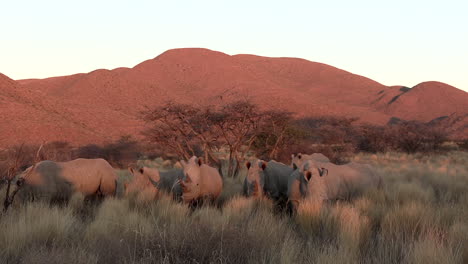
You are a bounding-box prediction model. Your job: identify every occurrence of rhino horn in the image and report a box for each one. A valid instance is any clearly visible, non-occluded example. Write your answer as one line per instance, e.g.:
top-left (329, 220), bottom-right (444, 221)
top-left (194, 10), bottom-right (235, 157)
top-left (148, 175), bottom-right (159, 188)
top-left (185, 174), bottom-right (192, 183)
top-left (252, 181), bottom-right (259, 195)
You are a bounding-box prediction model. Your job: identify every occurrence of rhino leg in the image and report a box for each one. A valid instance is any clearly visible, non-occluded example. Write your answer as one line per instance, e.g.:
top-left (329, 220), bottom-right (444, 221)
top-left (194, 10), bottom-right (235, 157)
top-left (268, 194), bottom-right (289, 215)
top-left (187, 198), bottom-right (202, 212)
top-left (84, 184), bottom-right (105, 205)
top-left (286, 200), bottom-right (299, 217)
top-left (50, 195), bottom-right (70, 207)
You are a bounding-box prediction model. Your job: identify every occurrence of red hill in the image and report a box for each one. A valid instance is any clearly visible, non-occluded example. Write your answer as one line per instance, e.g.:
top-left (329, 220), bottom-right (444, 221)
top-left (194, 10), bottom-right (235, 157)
top-left (1, 48), bottom-right (466, 147)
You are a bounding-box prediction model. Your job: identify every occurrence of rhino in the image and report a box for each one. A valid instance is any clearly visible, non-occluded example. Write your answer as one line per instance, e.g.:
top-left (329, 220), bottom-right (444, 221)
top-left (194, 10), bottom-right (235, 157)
top-left (12, 158), bottom-right (117, 203)
top-left (288, 159), bottom-right (381, 212)
top-left (291, 153), bottom-right (330, 169)
top-left (125, 167), bottom-right (183, 201)
top-left (244, 159), bottom-right (295, 209)
top-left (287, 161), bottom-right (329, 213)
top-left (243, 160), bottom-right (266, 198)
top-left (125, 167), bottom-right (160, 201)
top-left (179, 156), bottom-right (223, 206)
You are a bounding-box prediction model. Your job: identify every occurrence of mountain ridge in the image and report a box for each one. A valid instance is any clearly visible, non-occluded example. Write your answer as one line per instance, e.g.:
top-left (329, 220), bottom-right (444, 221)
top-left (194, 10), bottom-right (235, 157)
top-left (1, 48), bottom-right (467, 147)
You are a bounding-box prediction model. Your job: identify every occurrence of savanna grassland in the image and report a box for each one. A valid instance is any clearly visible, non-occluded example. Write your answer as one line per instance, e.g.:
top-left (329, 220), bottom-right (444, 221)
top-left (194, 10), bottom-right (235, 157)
top-left (1, 151), bottom-right (467, 264)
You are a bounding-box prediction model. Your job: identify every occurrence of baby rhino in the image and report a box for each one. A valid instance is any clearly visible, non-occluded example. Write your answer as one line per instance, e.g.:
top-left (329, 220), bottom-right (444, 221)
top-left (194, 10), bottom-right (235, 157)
top-left (13, 158), bottom-right (117, 203)
top-left (179, 156), bottom-right (223, 207)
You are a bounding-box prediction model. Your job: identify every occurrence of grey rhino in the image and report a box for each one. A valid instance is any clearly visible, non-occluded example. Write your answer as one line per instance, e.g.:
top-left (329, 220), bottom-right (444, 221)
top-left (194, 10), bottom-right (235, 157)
top-left (244, 159), bottom-right (295, 210)
top-left (126, 166), bottom-right (183, 201)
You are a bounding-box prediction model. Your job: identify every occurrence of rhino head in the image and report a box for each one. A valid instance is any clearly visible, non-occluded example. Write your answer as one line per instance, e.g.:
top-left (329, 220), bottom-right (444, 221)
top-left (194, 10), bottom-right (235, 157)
top-left (179, 156), bottom-right (203, 203)
top-left (302, 161), bottom-right (327, 180)
top-left (291, 153), bottom-right (305, 170)
top-left (298, 160), bottom-right (328, 198)
top-left (125, 167), bottom-right (161, 200)
top-left (244, 160), bottom-right (266, 197)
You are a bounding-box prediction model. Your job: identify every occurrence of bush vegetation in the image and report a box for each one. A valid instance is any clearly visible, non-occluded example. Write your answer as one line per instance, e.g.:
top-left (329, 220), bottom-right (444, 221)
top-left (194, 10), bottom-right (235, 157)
top-left (141, 100), bottom-right (457, 167)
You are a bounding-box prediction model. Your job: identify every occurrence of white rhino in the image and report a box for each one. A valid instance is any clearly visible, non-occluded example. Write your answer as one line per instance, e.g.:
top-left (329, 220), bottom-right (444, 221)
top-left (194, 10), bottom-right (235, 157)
top-left (179, 156), bottom-right (223, 205)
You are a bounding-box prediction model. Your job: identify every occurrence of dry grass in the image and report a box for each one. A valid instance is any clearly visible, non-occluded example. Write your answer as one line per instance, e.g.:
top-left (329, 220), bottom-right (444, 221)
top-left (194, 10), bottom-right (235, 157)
top-left (0, 151), bottom-right (467, 263)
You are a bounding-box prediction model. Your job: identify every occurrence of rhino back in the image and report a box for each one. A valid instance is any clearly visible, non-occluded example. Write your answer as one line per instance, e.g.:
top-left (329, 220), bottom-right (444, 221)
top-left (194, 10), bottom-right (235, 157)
top-left (317, 161), bottom-right (378, 199)
top-left (308, 153), bottom-right (330, 163)
top-left (57, 158), bottom-right (115, 195)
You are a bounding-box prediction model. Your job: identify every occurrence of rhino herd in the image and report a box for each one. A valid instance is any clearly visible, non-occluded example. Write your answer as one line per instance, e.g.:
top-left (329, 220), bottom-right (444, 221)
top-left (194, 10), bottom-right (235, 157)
top-left (7, 153), bottom-right (382, 214)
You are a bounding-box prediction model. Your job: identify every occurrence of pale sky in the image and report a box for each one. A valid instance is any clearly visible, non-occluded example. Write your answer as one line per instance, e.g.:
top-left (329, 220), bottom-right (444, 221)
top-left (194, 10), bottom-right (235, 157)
top-left (1, 0), bottom-right (467, 91)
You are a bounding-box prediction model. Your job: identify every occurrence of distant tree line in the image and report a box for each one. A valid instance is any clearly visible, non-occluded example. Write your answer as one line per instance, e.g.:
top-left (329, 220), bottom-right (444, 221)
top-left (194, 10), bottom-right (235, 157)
top-left (141, 100), bottom-right (454, 174)
top-left (0, 100), bottom-right (460, 181)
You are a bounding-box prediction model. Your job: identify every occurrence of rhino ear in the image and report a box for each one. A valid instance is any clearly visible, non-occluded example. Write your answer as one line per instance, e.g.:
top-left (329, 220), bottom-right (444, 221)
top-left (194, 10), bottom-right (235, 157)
top-left (298, 154), bottom-right (302, 160)
top-left (292, 163), bottom-right (298, 170)
top-left (179, 179), bottom-right (186, 189)
top-left (246, 161), bottom-right (251, 170)
top-left (319, 168), bottom-right (328, 177)
top-left (304, 171), bottom-right (312, 182)
top-left (128, 167), bottom-right (134, 174)
top-left (259, 161), bottom-right (267, 170)
top-left (197, 158), bottom-right (203, 166)
top-left (139, 168), bottom-right (144, 174)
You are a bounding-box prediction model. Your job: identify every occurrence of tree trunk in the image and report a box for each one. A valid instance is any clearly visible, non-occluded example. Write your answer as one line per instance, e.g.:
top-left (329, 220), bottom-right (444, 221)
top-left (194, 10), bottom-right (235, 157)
top-left (3, 180), bottom-right (12, 212)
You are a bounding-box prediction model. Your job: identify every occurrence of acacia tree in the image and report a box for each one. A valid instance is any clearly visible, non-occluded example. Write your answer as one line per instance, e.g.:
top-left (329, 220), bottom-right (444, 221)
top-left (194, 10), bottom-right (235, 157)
top-left (252, 110), bottom-right (299, 160)
top-left (208, 101), bottom-right (263, 177)
top-left (142, 102), bottom-right (223, 170)
top-left (141, 100), bottom-right (295, 177)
